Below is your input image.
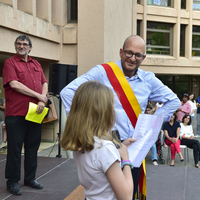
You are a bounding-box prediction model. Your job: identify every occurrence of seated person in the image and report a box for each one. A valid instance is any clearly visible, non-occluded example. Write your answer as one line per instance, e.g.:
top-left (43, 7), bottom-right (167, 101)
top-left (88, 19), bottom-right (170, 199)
top-left (163, 112), bottom-right (184, 166)
top-left (145, 104), bottom-right (158, 165)
top-left (45, 98), bottom-right (56, 119)
top-left (180, 114), bottom-right (200, 168)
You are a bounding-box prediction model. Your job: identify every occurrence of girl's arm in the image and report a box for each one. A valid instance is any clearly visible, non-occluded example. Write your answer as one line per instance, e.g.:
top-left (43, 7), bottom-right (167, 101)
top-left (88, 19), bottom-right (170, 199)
top-left (106, 161), bottom-right (133, 200)
top-left (106, 144), bottom-right (133, 200)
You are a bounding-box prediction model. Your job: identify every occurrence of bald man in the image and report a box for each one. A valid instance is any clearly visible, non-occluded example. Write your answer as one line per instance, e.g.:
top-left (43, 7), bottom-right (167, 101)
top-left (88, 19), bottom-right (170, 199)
top-left (60, 35), bottom-right (180, 200)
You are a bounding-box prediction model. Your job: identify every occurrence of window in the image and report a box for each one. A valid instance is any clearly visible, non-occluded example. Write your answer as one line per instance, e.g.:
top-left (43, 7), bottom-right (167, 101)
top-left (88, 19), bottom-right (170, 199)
top-left (156, 75), bottom-right (200, 100)
top-left (180, 24), bottom-right (186, 57)
top-left (67, 0), bottom-right (77, 23)
top-left (192, 26), bottom-right (200, 56)
top-left (147, 0), bottom-right (174, 8)
top-left (181, 0), bottom-right (186, 9)
top-left (193, 0), bottom-right (200, 10)
top-left (137, 0), bottom-right (141, 3)
top-left (137, 20), bottom-right (141, 36)
top-left (146, 22), bottom-right (173, 55)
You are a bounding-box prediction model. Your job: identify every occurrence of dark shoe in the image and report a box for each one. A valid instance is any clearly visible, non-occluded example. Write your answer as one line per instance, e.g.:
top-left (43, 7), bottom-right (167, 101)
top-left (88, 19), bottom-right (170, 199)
top-left (180, 159), bottom-right (184, 162)
top-left (195, 164), bottom-right (200, 168)
top-left (24, 180), bottom-right (43, 189)
top-left (170, 164), bottom-right (175, 167)
top-left (7, 183), bottom-right (22, 195)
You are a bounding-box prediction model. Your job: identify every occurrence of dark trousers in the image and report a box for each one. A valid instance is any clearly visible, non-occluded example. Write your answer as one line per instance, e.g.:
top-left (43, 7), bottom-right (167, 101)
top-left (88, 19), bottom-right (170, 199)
top-left (132, 165), bottom-right (142, 200)
top-left (5, 116), bottom-right (42, 187)
top-left (181, 139), bottom-right (200, 164)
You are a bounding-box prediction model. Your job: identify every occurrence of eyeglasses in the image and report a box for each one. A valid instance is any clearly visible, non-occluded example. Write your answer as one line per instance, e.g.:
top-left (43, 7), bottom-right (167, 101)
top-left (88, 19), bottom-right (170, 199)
top-left (124, 50), bottom-right (144, 60)
top-left (16, 42), bottom-right (29, 47)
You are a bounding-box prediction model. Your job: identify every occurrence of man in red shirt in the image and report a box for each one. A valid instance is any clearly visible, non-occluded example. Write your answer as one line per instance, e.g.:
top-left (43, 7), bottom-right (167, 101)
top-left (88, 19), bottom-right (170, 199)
top-left (3, 35), bottom-right (48, 195)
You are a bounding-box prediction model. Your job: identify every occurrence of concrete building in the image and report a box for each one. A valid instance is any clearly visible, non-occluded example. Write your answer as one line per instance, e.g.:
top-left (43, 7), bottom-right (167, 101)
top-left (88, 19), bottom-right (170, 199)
top-left (0, 0), bottom-right (200, 142)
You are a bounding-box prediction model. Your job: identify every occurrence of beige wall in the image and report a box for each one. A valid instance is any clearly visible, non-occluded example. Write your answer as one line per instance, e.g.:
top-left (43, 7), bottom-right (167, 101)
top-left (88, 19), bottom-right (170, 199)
top-left (77, 0), bottom-right (133, 76)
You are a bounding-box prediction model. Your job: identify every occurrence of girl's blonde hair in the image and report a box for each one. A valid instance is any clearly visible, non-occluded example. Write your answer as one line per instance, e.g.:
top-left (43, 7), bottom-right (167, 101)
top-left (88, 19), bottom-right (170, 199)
top-left (61, 81), bottom-right (118, 152)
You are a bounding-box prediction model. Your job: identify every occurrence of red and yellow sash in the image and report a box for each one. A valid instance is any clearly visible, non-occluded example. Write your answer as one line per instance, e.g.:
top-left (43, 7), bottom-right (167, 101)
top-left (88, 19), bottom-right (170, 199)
top-left (102, 62), bottom-right (146, 200)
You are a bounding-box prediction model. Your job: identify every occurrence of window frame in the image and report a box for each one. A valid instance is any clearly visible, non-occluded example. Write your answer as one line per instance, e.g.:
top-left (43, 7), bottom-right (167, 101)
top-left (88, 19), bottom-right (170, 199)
top-left (67, 0), bottom-right (78, 23)
top-left (192, 26), bottom-right (200, 57)
top-left (147, 0), bottom-right (174, 8)
top-left (146, 22), bottom-right (173, 56)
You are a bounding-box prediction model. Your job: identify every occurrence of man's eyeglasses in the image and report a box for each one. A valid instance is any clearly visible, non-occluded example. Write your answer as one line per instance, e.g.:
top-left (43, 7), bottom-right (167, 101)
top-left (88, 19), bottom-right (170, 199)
top-left (124, 50), bottom-right (144, 60)
top-left (16, 43), bottom-right (29, 47)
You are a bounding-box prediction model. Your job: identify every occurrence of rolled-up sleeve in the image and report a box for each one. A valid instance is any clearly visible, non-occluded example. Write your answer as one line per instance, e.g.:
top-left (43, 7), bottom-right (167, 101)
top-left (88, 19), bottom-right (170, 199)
top-left (148, 74), bottom-right (181, 122)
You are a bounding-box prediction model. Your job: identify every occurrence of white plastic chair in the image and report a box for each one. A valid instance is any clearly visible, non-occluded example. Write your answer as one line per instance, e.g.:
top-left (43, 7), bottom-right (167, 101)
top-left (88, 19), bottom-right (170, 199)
top-left (167, 144), bottom-right (189, 166)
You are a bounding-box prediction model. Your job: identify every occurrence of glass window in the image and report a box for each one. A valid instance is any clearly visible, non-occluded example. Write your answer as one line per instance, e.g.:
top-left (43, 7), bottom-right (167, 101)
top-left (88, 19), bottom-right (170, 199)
top-left (137, 0), bottom-right (141, 3)
top-left (137, 20), bottom-right (141, 36)
top-left (181, 0), bottom-right (186, 9)
top-left (157, 75), bottom-right (200, 100)
top-left (67, 0), bottom-right (77, 23)
top-left (156, 75), bottom-right (190, 99)
top-left (180, 24), bottom-right (186, 57)
top-left (147, 22), bottom-right (173, 55)
top-left (192, 26), bottom-right (200, 56)
top-left (193, 0), bottom-right (200, 10)
top-left (147, 0), bottom-right (174, 8)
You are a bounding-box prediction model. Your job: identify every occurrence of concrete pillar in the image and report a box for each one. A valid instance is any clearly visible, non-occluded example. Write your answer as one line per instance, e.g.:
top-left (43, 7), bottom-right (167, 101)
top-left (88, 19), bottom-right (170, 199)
top-left (32, 0), bottom-right (36, 25)
top-left (132, 0), bottom-right (138, 35)
top-left (185, 0), bottom-right (193, 60)
top-left (140, 0), bottom-right (147, 43)
top-left (17, 0), bottom-right (33, 14)
top-left (78, 0), bottom-right (132, 76)
top-left (173, 0), bottom-right (181, 59)
top-left (52, 0), bottom-right (62, 26)
top-left (36, 0), bottom-right (51, 22)
top-left (13, 0), bottom-right (17, 19)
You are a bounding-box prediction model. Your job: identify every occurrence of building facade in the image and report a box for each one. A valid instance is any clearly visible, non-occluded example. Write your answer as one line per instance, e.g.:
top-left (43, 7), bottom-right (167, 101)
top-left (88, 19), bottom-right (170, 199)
top-left (1, 0), bottom-right (200, 137)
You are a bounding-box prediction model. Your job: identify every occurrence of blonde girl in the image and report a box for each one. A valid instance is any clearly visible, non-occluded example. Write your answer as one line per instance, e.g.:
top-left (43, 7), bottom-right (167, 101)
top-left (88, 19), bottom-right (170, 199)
top-left (61, 81), bottom-right (133, 200)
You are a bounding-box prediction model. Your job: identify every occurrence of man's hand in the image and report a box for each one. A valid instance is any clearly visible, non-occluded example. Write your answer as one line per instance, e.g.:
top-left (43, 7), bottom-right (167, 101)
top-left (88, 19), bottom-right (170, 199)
top-left (38, 94), bottom-right (47, 104)
top-left (36, 101), bottom-right (45, 114)
top-left (122, 138), bottom-right (136, 147)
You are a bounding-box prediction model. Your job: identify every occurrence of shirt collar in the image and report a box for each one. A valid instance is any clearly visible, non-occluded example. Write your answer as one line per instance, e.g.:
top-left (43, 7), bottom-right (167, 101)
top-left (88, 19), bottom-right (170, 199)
top-left (116, 59), bottom-right (143, 81)
top-left (14, 54), bottom-right (33, 62)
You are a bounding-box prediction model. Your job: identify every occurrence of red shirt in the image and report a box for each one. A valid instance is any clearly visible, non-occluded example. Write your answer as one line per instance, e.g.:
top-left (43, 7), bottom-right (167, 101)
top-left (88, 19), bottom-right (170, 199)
top-left (3, 54), bottom-right (47, 117)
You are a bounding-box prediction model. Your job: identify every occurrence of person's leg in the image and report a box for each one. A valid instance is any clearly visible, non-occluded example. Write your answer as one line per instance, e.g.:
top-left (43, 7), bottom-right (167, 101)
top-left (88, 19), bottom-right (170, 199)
top-left (174, 139), bottom-right (184, 160)
top-left (151, 143), bottom-right (157, 163)
top-left (197, 113), bottom-right (200, 136)
top-left (5, 116), bottom-right (27, 187)
top-left (181, 139), bottom-right (199, 165)
top-left (192, 144), bottom-right (198, 164)
top-left (131, 165), bottom-right (142, 200)
top-left (24, 121), bottom-right (42, 183)
top-left (165, 139), bottom-right (175, 165)
top-left (191, 116), bottom-right (194, 125)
